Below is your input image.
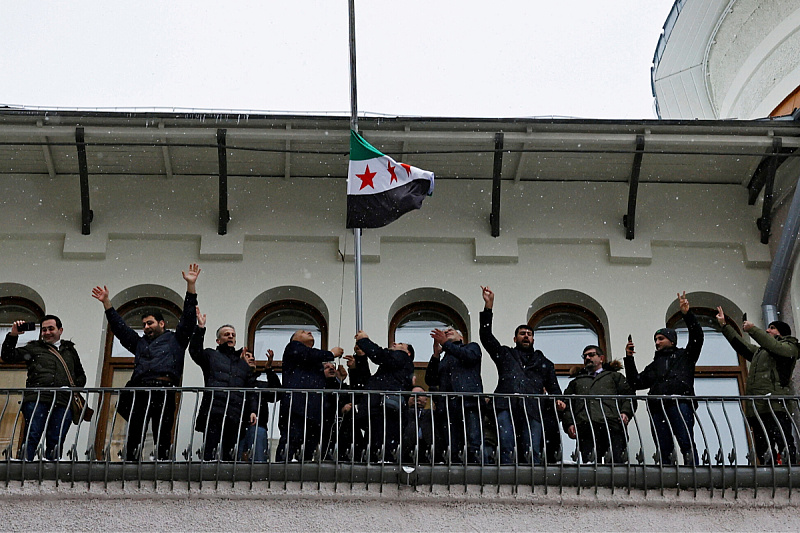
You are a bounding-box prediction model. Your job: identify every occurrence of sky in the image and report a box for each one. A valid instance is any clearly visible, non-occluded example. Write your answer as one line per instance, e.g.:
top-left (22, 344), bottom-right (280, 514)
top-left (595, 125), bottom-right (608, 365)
top-left (0, 1), bottom-right (675, 119)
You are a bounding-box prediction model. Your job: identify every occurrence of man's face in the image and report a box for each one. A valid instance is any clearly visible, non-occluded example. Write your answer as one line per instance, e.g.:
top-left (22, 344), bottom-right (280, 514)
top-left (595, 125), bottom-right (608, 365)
top-left (323, 362), bottom-right (336, 378)
top-left (40, 319), bottom-right (62, 344)
top-left (142, 315), bottom-right (166, 339)
top-left (654, 334), bottom-right (673, 351)
top-left (582, 349), bottom-right (605, 371)
top-left (216, 327), bottom-right (236, 348)
top-left (294, 330), bottom-right (315, 348)
top-left (766, 325), bottom-right (781, 338)
top-left (241, 350), bottom-right (256, 369)
top-left (514, 328), bottom-right (534, 349)
top-left (409, 387), bottom-right (429, 409)
top-left (391, 342), bottom-right (413, 357)
top-left (445, 328), bottom-right (463, 343)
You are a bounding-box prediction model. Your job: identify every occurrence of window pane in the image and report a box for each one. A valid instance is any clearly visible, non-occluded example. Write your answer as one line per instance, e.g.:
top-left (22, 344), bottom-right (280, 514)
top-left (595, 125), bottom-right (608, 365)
top-left (254, 309), bottom-right (321, 362)
top-left (395, 311), bottom-right (451, 363)
top-left (674, 315), bottom-right (739, 366)
top-left (694, 377), bottom-right (749, 465)
top-left (533, 313), bottom-right (599, 364)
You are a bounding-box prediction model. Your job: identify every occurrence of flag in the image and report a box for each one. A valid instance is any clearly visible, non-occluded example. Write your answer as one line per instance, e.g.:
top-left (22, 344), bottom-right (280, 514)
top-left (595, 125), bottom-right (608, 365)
top-left (346, 130), bottom-right (434, 229)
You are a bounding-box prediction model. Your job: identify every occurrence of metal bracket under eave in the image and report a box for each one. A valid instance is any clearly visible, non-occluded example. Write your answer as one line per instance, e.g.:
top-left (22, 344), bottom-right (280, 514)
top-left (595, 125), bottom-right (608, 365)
top-left (490, 132), bottom-right (504, 238)
top-left (217, 129), bottom-right (231, 236)
top-left (756, 137), bottom-right (783, 244)
top-left (622, 134), bottom-right (645, 241)
top-left (75, 127), bottom-right (93, 235)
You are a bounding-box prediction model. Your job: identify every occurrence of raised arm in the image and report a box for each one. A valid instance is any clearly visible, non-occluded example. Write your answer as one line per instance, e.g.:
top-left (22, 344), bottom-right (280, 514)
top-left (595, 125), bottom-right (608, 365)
top-left (479, 286), bottom-right (503, 361)
top-left (717, 306), bottom-right (757, 362)
top-left (679, 292), bottom-right (704, 362)
top-left (747, 325), bottom-right (800, 359)
top-left (189, 308), bottom-right (209, 370)
top-left (174, 264), bottom-right (201, 346)
top-left (93, 285), bottom-right (141, 354)
top-left (1, 321), bottom-right (29, 363)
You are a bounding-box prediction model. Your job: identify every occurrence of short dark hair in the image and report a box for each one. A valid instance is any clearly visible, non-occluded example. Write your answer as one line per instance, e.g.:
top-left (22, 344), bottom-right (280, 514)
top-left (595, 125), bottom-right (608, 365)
top-left (769, 321), bottom-right (792, 337)
top-left (406, 344), bottom-right (415, 358)
top-left (515, 324), bottom-right (533, 337)
top-left (141, 310), bottom-right (165, 323)
top-left (40, 315), bottom-right (62, 329)
top-left (582, 344), bottom-right (604, 357)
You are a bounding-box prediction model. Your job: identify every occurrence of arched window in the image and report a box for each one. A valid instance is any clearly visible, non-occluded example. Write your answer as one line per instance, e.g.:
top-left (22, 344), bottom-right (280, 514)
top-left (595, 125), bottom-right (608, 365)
top-left (0, 297), bottom-right (44, 455)
top-left (389, 302), bottom-right (468, 388)
top-left (529, 303), bottom-right (607, 374)
top-left (667, 307), bottom-right (747, 394)
top-left (95, 297), bottom-right (182, 460)
top-left (247, 300), bottom-right (328, 372)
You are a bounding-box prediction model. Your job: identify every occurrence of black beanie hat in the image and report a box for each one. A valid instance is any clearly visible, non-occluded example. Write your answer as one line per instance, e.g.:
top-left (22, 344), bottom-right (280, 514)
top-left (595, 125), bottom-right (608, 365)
top-left (769, 321), bottom-right (792, 337)
top-left (654, 328), bottom-right (678, 346)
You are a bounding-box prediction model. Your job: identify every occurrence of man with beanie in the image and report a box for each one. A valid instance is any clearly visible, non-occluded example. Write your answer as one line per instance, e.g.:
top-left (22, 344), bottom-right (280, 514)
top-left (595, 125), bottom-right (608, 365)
top-left (624, 291), bottom-right (703, 465)
top-left (716, 308), bottom-right (799, 465)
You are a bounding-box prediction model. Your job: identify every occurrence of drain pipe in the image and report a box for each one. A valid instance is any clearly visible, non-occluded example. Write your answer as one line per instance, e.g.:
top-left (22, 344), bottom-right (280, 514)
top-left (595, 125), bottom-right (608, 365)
top-left (762, 175), bottom-right (800, 326)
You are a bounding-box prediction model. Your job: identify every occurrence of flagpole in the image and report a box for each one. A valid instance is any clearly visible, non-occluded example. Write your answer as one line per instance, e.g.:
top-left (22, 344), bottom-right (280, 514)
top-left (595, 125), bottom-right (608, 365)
top-left (348, 0), bottom-right (364, 332)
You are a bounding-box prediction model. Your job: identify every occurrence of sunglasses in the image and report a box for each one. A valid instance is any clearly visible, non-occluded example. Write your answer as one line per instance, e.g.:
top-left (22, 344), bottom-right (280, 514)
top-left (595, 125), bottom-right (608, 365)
top-left (582, 351), bottom-right (599, 358)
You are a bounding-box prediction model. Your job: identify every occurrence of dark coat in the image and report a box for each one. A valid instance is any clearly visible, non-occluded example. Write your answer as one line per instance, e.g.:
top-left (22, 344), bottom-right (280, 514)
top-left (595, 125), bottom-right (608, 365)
top-left (105, 291), bottom-right (197, 384)
top-left (401, 401), bottom-right (447, 463)
top-left (1, 336), bottom-right (86, 407)
top-left (189, 327), bottom-right (258, 431)
top-left (624, 310), bottom-right (703, 397)
top-left (357, 337), bottom-right (415, 412)
top-left (479, 309), bottom-right (561, 416)
top-left (279, 340), bottom-right (335, 421)
top-left (561, 360), bottom-right (635, 430)
top-left (252, 370), bottom-right (282, 429)
top-left (425, 340), bottom-right (483, 408)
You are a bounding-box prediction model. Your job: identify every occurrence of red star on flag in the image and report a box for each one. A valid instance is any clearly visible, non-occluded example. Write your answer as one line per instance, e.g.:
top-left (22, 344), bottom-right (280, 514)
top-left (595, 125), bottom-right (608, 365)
top-left (400, 163), bottom-right (412, 176)
top-left (356, 165), bottom-right (377, 190)
top-left (387, 161), bottom-right (398, 183)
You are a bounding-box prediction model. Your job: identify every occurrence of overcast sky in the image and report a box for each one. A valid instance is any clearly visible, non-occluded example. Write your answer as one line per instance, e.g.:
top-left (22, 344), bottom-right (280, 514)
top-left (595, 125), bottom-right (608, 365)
top-left (0, 1), bottom-right (675, 119)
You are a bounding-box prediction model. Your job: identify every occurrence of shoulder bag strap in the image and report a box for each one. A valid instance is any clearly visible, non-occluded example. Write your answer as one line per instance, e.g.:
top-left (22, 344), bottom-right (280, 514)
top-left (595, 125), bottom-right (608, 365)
top-left (47, 346), bottom-right (77, 387)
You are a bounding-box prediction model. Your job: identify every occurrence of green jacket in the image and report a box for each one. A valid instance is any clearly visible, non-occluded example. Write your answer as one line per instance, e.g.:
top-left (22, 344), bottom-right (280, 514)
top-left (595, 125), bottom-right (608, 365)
top-left (721, 324), bottom-right (799, 415)
top-left (1, 335), bottom-right (87, 407)
top-left (561, 360), bottom-right (635, 430)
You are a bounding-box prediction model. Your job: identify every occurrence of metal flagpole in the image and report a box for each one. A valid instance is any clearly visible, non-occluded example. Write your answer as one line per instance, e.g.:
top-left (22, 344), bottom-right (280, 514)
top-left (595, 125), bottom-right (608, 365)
top-left (348, 0), bottom-right (363, 332)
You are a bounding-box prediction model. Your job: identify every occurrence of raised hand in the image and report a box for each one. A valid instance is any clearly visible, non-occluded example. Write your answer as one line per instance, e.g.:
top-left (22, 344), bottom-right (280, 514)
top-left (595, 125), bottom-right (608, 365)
top-left (196, 307), bottom-right (207, 328)
top-left (625, 338), bottom-right (635, 357)
top-left (678, 291), bottom-right (689, 314)
top-left (331, 346), bottom-right (344, 358)
top-left (481, 286), bottom-right (494, 309)
top-left (182, 263), bottom-right (201, 292)
top-left (266, 349), bottom-right (275, 369)
top-left (715, 306), bottom-right (726, 327)
top-left (91, 285), bottom-right (112, 309)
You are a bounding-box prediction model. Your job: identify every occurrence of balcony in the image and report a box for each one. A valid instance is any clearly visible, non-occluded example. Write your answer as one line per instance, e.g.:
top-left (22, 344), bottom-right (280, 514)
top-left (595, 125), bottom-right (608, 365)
top-left (1, 387), bottom-right (798, 497)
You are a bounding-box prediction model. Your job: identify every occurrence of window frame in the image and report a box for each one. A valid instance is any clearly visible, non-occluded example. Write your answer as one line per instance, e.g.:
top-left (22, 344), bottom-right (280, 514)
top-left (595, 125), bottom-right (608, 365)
top-left (528, 302), bottom-right (607, 376)
top-left (247, 299), bottom-right (328, 373)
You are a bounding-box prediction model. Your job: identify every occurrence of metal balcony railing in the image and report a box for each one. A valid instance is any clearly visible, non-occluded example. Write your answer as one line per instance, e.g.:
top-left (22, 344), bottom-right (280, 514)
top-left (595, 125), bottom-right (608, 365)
top-left (1, 387), bottom-right (799, 496)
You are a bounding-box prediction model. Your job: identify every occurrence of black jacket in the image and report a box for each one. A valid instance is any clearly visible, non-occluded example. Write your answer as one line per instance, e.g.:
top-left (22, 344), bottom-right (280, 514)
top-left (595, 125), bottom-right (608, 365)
top-left (1, 336), bottom-right (86, 407)
top-left (279, 340), bottom-right (335, 421)
top-left (357, 338), bottom-right (415, 393)
top-left (425, 340), bottom-right (483, 408)
top-left (105, 291), bottom-right (197, 384)
top-left (189, 327), bottom-right (258, 431)
top-left (624, 310), bottom-right (703, 397)
top-left (479, 309), bottom-right (561, 415)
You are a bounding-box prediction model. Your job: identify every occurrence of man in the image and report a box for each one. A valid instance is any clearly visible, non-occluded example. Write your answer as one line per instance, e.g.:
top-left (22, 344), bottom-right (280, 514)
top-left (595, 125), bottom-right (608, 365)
top-left (354, 330), bottom-right (415, 463)
top-left (716, 308), bottom-right (799, 465)
top-left (426, 327), bottom-right (483, 463)
top-left (401, 387), bottom-right (447, 464)
top-left (479, 286), bottom-right (562, 464)
top-left (624, 291), bottom-right (703, 465)
top-left (189, 308), bottom-right (259, 461)
top-left (277, 330), bottom-right (343, 462)
top-left (562, 345), bottom-right (634, 464)
top-left (1, 315), bottom-right (86, 460)
top-left (238, 348), bottom-right (281, 462)
top-left (335, 344), bottom-right (372, 462)
top-left (91, 263), bottom-right (200, 461)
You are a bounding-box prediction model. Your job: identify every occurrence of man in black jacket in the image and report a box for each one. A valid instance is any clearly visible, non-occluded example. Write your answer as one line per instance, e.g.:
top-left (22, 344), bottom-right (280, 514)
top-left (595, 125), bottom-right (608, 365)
top-left (190, 308), bottom-right (259, 461)
top-left (238, 348), bottom-right (281, 462)
top-left (2, 315), bottom-right (86, 460)
top-left (92, 263), bottom-right (200, 461)
top-left (276, 330), bottom-right (343, 462)
top-left (427, 327), bottom-right (483, 463)
top-left (624, 291), bottom-right (703, 465)
top-left (479, 286), bottom-right (562, 465)
top-left (355, 330), bottom-right (415, 463)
